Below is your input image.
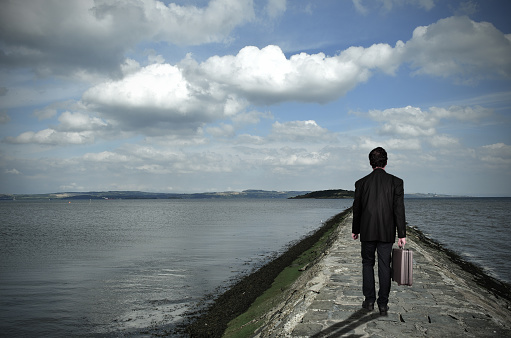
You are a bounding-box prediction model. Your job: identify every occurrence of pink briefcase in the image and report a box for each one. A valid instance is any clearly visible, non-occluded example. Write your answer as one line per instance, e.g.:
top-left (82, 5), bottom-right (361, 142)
top-left (392, 248), bottom-right (413, 286)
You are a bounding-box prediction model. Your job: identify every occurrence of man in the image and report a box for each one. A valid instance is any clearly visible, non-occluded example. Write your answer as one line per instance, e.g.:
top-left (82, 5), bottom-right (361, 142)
top-left (352, 147), bottom-right (406, 315)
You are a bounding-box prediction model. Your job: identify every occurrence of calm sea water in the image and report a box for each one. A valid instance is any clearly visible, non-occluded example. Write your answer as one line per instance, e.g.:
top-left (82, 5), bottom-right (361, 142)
top-left (404, 198), bottom-right (511, 284)
top-left (0, 199), bottom-right (350, 337)
top-left (1, 198), bottom-right (509, 336)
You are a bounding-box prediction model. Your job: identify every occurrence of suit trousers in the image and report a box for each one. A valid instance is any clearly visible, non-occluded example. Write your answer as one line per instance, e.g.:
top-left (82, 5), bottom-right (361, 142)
top-left (361, 241), bottom-right (393, 306)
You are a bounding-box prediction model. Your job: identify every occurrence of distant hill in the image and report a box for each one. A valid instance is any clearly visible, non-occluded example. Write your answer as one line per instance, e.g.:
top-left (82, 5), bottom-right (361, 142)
top-left (0, 190), bottom-right (311, 200)
top-left (290, 189), bottom-right (355, 199)
top-left (0, 190), bottom-right (468, 201)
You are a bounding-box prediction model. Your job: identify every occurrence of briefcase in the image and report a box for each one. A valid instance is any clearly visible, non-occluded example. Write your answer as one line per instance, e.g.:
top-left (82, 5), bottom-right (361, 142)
top-left (392, 248), bottom-right (413, 286)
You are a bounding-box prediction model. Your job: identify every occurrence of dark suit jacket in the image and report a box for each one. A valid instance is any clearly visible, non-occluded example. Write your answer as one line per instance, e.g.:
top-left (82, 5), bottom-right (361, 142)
top-left (352, 168), bottom-right (406, 242)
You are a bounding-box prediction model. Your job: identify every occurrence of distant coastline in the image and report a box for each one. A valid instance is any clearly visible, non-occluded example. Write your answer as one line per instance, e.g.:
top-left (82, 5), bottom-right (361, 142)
top-left (0, 189), bottom-right (475, 201)
top-left (0, 190), bottom-right (310, 201)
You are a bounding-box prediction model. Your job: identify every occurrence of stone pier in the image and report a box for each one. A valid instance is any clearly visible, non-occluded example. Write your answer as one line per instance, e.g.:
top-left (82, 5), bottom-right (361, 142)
top-left (255, 213), bottom-right (511, 337)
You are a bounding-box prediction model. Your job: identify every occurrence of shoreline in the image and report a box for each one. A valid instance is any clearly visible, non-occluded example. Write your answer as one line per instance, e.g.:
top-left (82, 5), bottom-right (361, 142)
top-left (177, 210), bottom-right (510, 337)
top-left (178, 209), bottom-right (352, 337)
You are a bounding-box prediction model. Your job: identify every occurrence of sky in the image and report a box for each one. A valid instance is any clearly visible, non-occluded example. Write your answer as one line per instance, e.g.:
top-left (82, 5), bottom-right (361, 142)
top-left (1, 0), bottom-right (510, 197)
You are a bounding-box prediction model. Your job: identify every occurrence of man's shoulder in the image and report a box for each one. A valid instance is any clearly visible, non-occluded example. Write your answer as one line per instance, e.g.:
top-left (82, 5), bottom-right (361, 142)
top-left (355, 171), bottom-right (373, 185)
top-left (385, 172), bottom-right (404, 187)
top-left (388, 172), bottom-right (403, 183)
top-left (355, 169), bottom-right (403, 185)
top-left (372, 169), bottom-right (404, 184)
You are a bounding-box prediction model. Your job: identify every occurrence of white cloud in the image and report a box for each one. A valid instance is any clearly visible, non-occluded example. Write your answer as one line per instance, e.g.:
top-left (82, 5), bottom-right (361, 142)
top-left (195, 44), bottom-right (401, 105)
top-left (82, 151), bottom-right (130, 163)
top-left (83, 62), bottom-right (239, 135)
top-left (34, 107), bottom-right (57, 120)
top-left (428, 105), bottom-right (492, 121)
top-left (5, 110), bottom-right (110, 145)
top-left (266, 0), bottom-right (286, 18)
top-left (265, 151), bottom-right (330, 166)
top-left (5, 168), bottom-right (21, 175)
top-left (357, 137), bottom-right (422, 151)
top-left (269, 120), bottom-right (338, 142)
top-left (352, 0), bottom-right (368, 15)
top-left (5, 129), bottom-right (95, 145)
top-left (231, 110), bottom-right (273, 126)
top-left (9, 15), bottom-right (506, 145)
top-left (370, 106), bottom-right (437, 129)
top-left (454, 1), bottom-right (478, 16)
top-left (479, 143), bottom-right (511, 167)
top-left (352, 0), bottom-right (435, 14)
top-left (404, 16), bottom-right (511, 80)
top-left (368, 105), bottom-right (491, 139)
top-left (0, 0), bottom-right (255, 77)
top-left (428, 134), bottom-right (460, 148)
top-left (57, 112), bottom-right (108, 132)
top-left (206, 124), bottom-right (236, 138)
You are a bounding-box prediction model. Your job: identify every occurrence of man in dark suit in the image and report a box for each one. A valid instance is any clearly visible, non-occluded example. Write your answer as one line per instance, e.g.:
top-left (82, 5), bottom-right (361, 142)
top-left (352, 147), bottom-right (406, 315)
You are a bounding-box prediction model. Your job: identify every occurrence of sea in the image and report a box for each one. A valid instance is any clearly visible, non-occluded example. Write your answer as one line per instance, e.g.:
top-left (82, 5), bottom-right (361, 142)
top-left (0, 197), bottom-right (510, 337)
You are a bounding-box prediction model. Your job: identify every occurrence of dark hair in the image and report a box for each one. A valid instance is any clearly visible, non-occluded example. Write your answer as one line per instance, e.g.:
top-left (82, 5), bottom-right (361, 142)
top-left (369, 147), bottom-right (387, 168)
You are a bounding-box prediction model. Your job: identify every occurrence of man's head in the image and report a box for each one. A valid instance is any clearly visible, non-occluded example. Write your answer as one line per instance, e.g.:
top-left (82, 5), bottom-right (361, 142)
top-left (369, 147), bottom-right (387, 168)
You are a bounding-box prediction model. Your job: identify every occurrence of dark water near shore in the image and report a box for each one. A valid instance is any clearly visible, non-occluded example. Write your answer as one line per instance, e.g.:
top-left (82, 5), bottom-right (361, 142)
top-left (1, 197), bottom-right (510, 336)
top-left (404, 197), bottom-right (511, 284)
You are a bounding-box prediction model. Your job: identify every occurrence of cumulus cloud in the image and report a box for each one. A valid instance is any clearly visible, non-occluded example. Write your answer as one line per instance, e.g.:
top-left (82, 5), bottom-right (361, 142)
top-left (365, 105), bottom-right (491, 149)
top-left (193, 43), bottom-right (402, 105)
top-left (57, 112), bottom-right (108, 132)
top-left (83, 62), bottom-right (243, 135)
top-left (5, 110), bottom-right (110, 145)
top-left (0, 0), bottom-right (254, 77)
top-left (369, 105), bottom-right (492, 135)
top-left (369, 106), bottom-right (437, 137)
top-left (403, 16), bottom-right (511, 80)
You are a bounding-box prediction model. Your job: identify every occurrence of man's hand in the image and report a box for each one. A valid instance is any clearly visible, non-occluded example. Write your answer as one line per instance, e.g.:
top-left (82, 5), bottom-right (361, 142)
top-left (398, 237), bottom-right (406, 248)
top-left (352, 233), bottom-right (359, 240)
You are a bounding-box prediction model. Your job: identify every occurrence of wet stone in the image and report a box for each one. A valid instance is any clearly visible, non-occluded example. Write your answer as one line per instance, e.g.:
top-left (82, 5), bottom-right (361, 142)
top-left (309, 300), bottom-right (336, 311)
top-left (399, 312), bottom-right (431, 323)
top-left (291, 323), bottom-right (323, 336)
top-left (427, 313), bottom-right (462, 325)
top-left (314, 290), bottom-right (337, 301)
top-left (301, 309), bottom-right (328, 323)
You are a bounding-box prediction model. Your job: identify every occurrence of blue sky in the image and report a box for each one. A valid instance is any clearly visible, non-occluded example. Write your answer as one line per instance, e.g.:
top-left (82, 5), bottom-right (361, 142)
top-left (1, 0), bottom-right (510, 196)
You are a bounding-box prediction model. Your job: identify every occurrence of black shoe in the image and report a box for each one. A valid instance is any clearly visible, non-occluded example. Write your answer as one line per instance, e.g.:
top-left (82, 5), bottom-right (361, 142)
top-left (378, 304), bottom-right (389, 315)
top-left (362, 300), bottom-right (374, 311)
